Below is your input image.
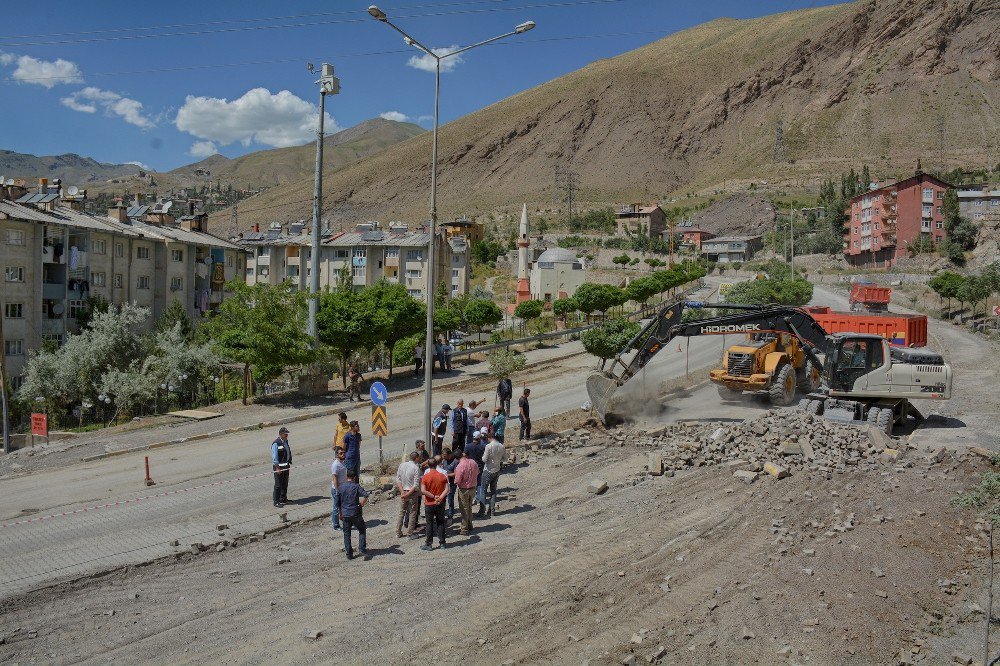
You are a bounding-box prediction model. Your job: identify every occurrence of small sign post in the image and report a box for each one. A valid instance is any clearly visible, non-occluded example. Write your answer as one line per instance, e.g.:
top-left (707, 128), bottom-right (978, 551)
top-left (30, 413), bottom-right (48, 447)
top-left (370, 381), bottom-right (389, 465)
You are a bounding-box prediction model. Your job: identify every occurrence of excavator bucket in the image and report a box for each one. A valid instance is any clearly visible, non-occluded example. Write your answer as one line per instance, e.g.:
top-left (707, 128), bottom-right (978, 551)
top-left (586, 371), bottom-right (622, 424)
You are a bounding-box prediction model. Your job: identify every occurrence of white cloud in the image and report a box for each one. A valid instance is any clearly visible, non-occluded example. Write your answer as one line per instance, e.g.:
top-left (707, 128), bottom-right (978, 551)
top-left (406, 46), bottom-right (463, 73)
top-left (174, 88), bottom-right (339, 149)
top-left (60, 87), bottom-right (155, 129)
top-left (379, 111), bottom-right (411, 123)
top-left (5, 54), bottom-right (83, 88)
top-left (126, 160), bottom-right (152, 170)
top-left (188, 141), bottom-right (219, 159)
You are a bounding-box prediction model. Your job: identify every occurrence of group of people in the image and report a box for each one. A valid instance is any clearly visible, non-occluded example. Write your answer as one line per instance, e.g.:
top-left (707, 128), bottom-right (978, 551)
top-left (413, 338), bottom-right (456, 376)
top-left (271, 380), bottom-right (534, 560)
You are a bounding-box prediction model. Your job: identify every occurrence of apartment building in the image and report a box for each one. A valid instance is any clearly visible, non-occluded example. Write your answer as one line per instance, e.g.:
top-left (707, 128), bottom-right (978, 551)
top-left (844, 171), bottom-right (951, 268)
top-left (700, 235), bottom-right (763, 263)
top-left (615, 203), bottom-right (666, 238)
top-left (1, 180), bottom-right (244, 389)
top-left (237, 220), bottom-right (470, 299)
top-left (958, 185), bottom-right (1000, 226)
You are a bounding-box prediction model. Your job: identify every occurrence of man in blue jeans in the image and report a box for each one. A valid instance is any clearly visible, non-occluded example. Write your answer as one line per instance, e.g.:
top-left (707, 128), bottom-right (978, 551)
top-left (342, 420), bottom-right (362, 476)
top-left (441, 448), bottom-right (459, 520)
top-left (337, 470), bottom-right (370, 560)
top-left (330, 447), bottom-right (348, 531)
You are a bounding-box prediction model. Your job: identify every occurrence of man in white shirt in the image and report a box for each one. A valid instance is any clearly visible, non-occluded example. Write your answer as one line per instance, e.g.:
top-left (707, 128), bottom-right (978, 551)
top-left (478, 436), bottom-right (508, 518)
top-left (414, 344), bottom-right (423, 376)
top-left (396, 451), bottom-right (422, 538)
top-left (331, 447), bottom-right (348, 532)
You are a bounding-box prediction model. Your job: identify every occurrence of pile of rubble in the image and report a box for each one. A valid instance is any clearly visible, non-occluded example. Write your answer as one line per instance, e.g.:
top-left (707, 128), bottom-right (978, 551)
top-left (534, 409), bottom-right (906, 481)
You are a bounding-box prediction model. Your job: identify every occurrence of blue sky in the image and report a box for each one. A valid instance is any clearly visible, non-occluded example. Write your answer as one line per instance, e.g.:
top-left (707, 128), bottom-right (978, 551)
top-left (0, 0), bottom-right (841, 171)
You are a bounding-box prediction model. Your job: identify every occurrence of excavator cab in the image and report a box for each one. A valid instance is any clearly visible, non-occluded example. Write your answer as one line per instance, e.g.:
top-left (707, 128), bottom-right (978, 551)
top-left (824, 335), bottom-right (885, 392)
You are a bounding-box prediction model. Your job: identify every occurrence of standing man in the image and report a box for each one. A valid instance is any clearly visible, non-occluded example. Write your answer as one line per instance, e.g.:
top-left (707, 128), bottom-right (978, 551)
top-left (491, 407), bottom-right (507, 444)
top-left (420, 457), bottom-right (449, 551)
top-left (331, 447), bottom-right (348, 531)
top-left (496, 376), bottom-right (513, 417)
top-left (466, 429), bottom-right (487, 493)
top-left (431, 404), bottom-right (450, 456)
top-left (337, 470), bottom-right (370, 560)
top-left (334, 412), bottom-right (350, 450)
top-left (479, 435), bottom-right (508, 518)
top-left (453, 449), bottom-right (479, 535)
top-left (434, 338), bottom-right (446, 373)
top-left (347, 363), bottom-right (364, 402)
top-left (414, 342), bottom-right (423, 377)
top-left (443, 340), bottom-right (454, 372)
top-left (343, 420), bottom-right (362, 476)
top-left (441, 448), bottom-right (459, 521)
top-left (271, 426), bottom-right (292, 507)
top-left (395, 451), bottom-right (421, 538)
top-left (518, 388), bottom-right (532, 443)
top-left (449, 399), bottom-right (468, 454)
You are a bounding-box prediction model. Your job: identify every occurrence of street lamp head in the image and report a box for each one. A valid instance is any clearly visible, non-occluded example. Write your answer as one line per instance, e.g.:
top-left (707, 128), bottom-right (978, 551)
top-left (515, 20), bottom-right (536, 34)
top-left (403, 36), bottom-right (415, 47)
top-left (367, 5), bottom-right (387, 21)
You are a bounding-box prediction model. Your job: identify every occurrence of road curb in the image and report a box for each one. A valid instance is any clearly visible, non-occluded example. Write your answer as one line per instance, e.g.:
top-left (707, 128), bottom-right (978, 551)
top-left (82, 347), bottom-right (589, 462)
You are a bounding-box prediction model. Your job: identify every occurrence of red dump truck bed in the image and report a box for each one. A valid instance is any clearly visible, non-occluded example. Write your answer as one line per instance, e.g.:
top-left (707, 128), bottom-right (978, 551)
top-left (849, 283), bottom-right (891, 307)
top-left (802, 306), bottom-right (927, 347)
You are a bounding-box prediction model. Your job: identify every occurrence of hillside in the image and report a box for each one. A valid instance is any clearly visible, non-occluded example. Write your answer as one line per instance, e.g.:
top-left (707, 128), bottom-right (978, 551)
top-left (216, 0), bottom-right (1000, 237)
top-left (0, 150), bottom-right (143, 185)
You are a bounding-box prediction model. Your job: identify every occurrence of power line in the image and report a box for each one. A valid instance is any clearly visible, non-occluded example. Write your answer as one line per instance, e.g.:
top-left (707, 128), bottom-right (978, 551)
top-left (0, 0), bottom-right (629, 48)
top-left (3, 28), bottom-right (667, 83)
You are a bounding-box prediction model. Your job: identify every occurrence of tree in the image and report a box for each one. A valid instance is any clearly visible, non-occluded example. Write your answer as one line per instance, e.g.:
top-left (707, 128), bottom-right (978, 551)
top-left (553, 296), bottom-right (577, 323)
top-left (463, 298), bottom-right (503, 338)
top-left (574, 283), bottom-right (627, 319)
top-left (726, 275), bottom-right (813, 306)
top-left (958, 275), bottom-right (992, 320)
top-left (205, 281), bottom-right (316, 404)
top-left (487, 348), bottom-right (526, 379)
top-left (929, 271), bottom-right (965, 313)
top-left (582, 317), bottom-right (641, 366)
top-left (514, 299), bottom-right (544, 335)
top-left (471, 238), bottom-right (509, 265)
top-left (943, 188), bottom-right (979, 251)
top-left (156, 298), bottom-right (194, 342)
top-left (74, 294), bottom-right (110, 330)
top-left (625, 276), bottom-right (660, 306)
top-left (613, 254), bottom-right (630, 269)
top-left (363, 280), bottom-right (426, 378)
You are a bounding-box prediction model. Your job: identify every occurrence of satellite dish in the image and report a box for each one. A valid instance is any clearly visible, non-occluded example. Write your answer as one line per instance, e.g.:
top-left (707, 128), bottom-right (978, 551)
top-left (68, 185), bottom-right (79, 196)
top-left (52, 303), bottom-right (64, 315)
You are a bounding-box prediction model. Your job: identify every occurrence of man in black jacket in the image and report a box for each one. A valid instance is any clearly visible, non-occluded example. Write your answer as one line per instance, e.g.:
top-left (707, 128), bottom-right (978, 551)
top-left (271, 427), bottom-right (292, 507)
top-left (496, 377), bottom-right (513, 417)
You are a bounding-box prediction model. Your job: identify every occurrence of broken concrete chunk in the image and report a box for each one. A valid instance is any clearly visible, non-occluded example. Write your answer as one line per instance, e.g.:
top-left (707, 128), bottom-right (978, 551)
top-left (587, 479), bottom-right (609, 495)
top-left (305, 630), bottom-right (323, 640)
top-left (733, 470), bottom-right (759, 484)
top-left (764, 462), bottom-right (790, 479)
top-left (780, 442), bottom-right (802, 456)
top-left (647, 453), bottom-right (663, 476)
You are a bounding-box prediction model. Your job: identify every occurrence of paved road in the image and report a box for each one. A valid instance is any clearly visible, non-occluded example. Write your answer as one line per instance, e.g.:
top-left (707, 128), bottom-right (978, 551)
top-left (0, 281), bottom-right (731, 598)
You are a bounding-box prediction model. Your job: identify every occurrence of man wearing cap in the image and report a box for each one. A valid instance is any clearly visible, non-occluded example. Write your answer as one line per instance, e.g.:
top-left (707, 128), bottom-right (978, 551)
top-left (271, 427), bottom-right (292, 507)
top-left (343, 420), bottom-right (362, 476)
top-left (466, 428), bottom-right (487, 491)
top-left (431, 404), bottom-right (450, 456)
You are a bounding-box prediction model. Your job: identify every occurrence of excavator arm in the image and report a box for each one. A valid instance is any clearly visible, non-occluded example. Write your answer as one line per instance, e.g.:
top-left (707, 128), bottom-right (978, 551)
top-left (586, 300), bottom-right (829, 423)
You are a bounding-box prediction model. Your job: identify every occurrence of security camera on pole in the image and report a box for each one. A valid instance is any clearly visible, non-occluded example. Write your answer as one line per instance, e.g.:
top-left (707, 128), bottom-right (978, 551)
top-left (367, 4), bottom-right (535, 447)
top-left (307, 63), bottom-right (341, 339)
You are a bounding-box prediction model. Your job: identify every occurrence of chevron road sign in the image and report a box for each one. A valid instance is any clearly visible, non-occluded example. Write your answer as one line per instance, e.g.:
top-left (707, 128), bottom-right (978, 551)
top-left (371, 405), bottom-right (388, 437)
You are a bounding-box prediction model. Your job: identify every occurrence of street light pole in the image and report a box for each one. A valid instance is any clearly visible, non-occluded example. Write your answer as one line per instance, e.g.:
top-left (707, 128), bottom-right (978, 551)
top-left (308, 63), bottom-right (341, 340)
top-left (367, 5), bottom-right (535, 447)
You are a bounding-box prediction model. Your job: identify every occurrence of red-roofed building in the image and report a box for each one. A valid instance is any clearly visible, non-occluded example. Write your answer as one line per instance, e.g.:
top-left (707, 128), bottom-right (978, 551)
top-left (844, 170), bottom-right (951, 269)
top-left (678, 228), bottom-right (715, 250)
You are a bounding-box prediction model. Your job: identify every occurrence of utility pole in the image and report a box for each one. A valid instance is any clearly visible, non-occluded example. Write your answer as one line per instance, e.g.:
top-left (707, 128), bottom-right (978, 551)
top-left (555, 167), bottom-right (578, 227)
top-left (231, 201), bottom-right (238, 232)
top-left (308, 63), bottom-right (340, 340)
top-left (789, 205), bottom-right (795, 275)
top-left (0, 298), bottom-right (8, 453)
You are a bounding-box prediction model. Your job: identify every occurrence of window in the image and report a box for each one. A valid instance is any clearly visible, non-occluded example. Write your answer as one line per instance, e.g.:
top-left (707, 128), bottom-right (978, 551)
top-left (41, 333), bottom-right (63, 347)
top-left (170, 276), bottom-right (183, 291)
top-left (171, 248), bottom-right (184, 262)
top-left (4, 303), bottom-right (23, 319)
top-left (353, 248), bottom-right (366, 258)
top-left (4, 229), bottom-right (25, 246)
top-left (136, 275), bottom-right (150, 290)
top-left (92, 271), bottom-right (106, 287)
top-left (406, 249), bottom-right (424, 261)
top-left (114, 273), bottom-right (123, 288)
top-left (137, 246), bottom-right (150, 260)
top-left (386, 247), bottom-right (400, 258)
top-left (4, 340), bottom-right (23, 356)
top-left (68, 299), bottom-right (86, 319)
top-left (936, 221), bottom-right (943, 229)
top-left (227, 253), bottom-right (234, 267)
top-left (408, 289), bottom-right (422, 298)
top-left (91, 239), bottom-right (107, 254)
top-left (246, 267), bottom-right (255, 277)
top-left (406, 269), bottom-right (422, 279)
top-left (451, 269), bottom-right (459, 277)
top-left (10, 376), bottom-right (22, 391)
top-left (352, 266), bottom-right (365, 278)
top-left (4, 266), bottom-right (24, 282)
top-left (258, 247), bottom-right (270, 257)
top-left (115, 242), bottom-right (124, 258)
top-left (334, 249), bottom-right (349, 259)
top-left (936, 206), bottom-right (942, 215)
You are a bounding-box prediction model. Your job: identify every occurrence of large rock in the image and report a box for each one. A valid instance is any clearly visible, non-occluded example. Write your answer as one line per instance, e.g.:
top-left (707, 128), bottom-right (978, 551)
top-left (763, 462), bottom-right (790, 479)
top-left (733, 470), bottom-right (759, 484)
top-left (587, 479), bottom-right (609, 495)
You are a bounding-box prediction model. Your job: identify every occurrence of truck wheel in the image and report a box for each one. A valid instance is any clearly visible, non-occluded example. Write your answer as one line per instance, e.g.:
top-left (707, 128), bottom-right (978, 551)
top-left (806, 399), bottom-right (823, 415)
top-left (867, 407), bottom-right (882, 426)
top-left (716, 384), bottom-right (739, 400)
top-left (769, 364), bottom-right (796, 406)
top-left (797, 359), bottom-right (821, 392)
top-left (876, 407), bottom-right (894, 435)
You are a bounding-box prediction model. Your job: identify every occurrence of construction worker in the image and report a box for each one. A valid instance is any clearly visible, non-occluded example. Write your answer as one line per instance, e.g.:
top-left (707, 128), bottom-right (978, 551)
top-left (271, 427), bottom-right (292, 507)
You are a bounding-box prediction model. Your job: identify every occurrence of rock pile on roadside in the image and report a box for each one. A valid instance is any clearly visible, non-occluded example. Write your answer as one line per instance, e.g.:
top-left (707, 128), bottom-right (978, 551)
top-left (532, 409), bottom-right (906, 480)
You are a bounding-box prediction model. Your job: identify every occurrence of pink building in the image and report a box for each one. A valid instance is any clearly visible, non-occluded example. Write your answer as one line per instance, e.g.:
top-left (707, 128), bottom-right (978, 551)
top-left (844, 170), bottom-right (951, 268)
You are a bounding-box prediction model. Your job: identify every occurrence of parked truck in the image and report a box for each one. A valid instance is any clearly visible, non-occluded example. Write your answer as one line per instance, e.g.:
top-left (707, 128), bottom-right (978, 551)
top-left (802, 306), bottom-right (927, 347)
top-left (849, 282), bottom-right (891, 312)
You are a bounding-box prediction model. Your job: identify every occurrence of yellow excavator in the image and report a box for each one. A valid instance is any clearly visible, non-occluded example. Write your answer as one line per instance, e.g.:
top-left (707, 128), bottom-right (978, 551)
top-left (711, 332), bottom-right (821, 405)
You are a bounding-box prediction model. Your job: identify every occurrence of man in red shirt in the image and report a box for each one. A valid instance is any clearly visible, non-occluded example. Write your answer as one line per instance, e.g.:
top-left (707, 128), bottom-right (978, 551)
top-left (453, 450), bottom-right (480, 535)
top-left (420, 456), bottom-right (450, 551)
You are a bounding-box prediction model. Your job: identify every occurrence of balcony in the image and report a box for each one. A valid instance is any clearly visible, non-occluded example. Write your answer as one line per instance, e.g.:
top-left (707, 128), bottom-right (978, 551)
top-left (385, 256), bottom-right (399, 267)
top-left (921, 222), bottom-right (932, 233)
top-left (41, 245), bottom-right (65, 264)
top-left (286, 255), bottom-right (300, 266)
top-left (42, 318), bottom-right (65, 335)
top-left (42, 282), bottom-right (65, 299)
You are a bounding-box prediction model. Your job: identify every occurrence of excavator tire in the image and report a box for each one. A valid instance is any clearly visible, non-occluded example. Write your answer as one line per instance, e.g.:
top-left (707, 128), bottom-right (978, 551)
top-left (876, 407), bottom-right (894, 435)
top-left (806, 398), bottom-right (823, 415)
top-left (768, 364), bottom-right (796, 406)
top-left (716, 384), bottom-right (740, 400)
top-left (797, 359), bottom-right (821, 392)
top-left (866, 407), bottom-right (881, 426)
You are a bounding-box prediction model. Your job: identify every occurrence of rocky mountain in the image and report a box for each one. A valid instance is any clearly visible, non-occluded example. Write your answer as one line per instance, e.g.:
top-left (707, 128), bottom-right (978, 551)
top-left (215, 0), bottom-right (1000, 237)
top-left (0, 150), bottom-right (144, 185)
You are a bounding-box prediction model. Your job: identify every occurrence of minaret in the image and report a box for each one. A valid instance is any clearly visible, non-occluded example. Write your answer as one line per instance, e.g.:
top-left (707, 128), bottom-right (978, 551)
top-left (515, 203), bottom-right (532, 304)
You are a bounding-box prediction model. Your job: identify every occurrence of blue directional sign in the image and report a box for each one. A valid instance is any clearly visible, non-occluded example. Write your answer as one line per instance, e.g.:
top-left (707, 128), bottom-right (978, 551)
top-left (369, 381), bottom-right (388, 406)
